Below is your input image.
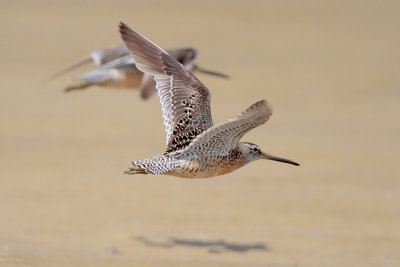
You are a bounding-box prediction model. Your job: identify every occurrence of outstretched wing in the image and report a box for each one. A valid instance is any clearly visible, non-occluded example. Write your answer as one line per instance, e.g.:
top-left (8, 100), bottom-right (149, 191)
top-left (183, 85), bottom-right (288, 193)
top-left (119, 22), bottom-right (214, 152)
top-left (90, 43), bottom-right (130, 66)
top-left (49, 44), bottom-right (130, 80)
top-left (97, 54), bottom-right (135, 70)
top-left (179, 100), bottom-right (272, 156)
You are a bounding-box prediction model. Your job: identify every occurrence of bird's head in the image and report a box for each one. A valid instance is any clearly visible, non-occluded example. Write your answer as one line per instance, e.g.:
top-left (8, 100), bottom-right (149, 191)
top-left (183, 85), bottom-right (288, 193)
top-left (173, 48), bottom-right (197, 67)
top-left (239, 142), bottom-right (300, 166)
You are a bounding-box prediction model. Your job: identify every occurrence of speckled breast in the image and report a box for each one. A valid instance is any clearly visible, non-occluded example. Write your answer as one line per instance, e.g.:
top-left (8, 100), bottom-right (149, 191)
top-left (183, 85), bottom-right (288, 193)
top-left (168, 152), bottom-right (245, 179)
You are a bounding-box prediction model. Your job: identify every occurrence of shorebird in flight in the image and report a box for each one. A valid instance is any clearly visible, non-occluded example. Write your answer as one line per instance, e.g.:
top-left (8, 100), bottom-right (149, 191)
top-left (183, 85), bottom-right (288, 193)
top-left (50, 43), bottom-right (228, 99)
top-left (119, 22), bottom-right (299, 178)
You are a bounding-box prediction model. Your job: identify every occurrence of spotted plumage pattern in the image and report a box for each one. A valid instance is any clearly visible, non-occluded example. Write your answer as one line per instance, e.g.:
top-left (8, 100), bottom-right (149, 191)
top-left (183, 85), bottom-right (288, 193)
top-left (120, 22), bottom-right (299, 178)
top-left (127, 154), bottom-right (180, 175)
top-left (180, 100), bottom-right (272, 157)
top-left (120, 25), bottom-right (214, 152)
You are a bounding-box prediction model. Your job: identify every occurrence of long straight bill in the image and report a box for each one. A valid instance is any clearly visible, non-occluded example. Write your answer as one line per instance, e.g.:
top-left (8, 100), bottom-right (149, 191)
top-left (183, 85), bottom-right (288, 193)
top-left (262, 152), bottom-right (300, 166)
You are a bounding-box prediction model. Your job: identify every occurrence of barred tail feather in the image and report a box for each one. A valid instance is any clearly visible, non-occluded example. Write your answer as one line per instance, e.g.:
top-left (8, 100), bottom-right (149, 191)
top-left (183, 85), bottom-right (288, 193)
top-left (124, 165), bottom-right (149, 175)
top-left (124, 155), bottom-right (177, 175)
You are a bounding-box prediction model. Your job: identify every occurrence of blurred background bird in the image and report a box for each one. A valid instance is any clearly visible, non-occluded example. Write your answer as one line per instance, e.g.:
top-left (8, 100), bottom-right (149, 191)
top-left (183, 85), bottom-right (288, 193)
top-left (49, 43), bottom-right (229, 99)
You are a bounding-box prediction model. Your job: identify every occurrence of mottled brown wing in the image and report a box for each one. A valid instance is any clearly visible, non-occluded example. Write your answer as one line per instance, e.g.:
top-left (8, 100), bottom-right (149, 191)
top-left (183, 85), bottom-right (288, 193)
top-left (180, 100), bottom-right (272, 156)
top-left (119, 22), bottom-right (213, 152)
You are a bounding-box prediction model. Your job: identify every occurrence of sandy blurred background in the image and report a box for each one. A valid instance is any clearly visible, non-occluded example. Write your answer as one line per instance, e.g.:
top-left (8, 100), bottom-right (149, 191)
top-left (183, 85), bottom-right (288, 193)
top-left (1, 0), bottom-right (399, 266)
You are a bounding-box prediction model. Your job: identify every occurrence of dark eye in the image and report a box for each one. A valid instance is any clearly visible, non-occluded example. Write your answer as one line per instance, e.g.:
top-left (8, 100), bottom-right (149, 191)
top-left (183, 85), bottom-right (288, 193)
top-left (253, 147), bottom-right (259, 152)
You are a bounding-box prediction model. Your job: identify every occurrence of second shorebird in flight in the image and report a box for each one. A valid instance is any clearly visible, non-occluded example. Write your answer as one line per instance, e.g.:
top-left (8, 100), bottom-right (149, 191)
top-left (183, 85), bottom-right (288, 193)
top-left (50, 43), bottom-right (228, 99)
top-left (120, 22), bottom-right (299, 178)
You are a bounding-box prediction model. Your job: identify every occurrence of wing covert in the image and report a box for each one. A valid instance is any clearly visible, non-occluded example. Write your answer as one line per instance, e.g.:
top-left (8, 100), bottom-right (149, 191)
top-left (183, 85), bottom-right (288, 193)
top-left (179, 100), bottom-right (272, 156)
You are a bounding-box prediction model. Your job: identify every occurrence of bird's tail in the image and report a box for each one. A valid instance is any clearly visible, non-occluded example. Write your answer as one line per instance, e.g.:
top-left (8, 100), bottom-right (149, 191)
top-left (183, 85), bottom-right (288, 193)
top-left (124, 165), bottom-right (149, 175)
top-left (124, 155), bottom-right (177, 175)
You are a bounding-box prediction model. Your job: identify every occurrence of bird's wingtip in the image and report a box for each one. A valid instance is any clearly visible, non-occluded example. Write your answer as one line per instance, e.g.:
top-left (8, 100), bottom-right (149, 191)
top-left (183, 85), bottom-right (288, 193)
top-left (119, 21), bottom-right (130, 34)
